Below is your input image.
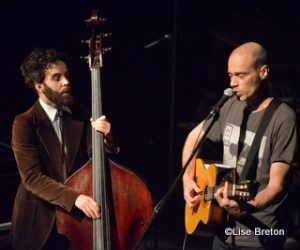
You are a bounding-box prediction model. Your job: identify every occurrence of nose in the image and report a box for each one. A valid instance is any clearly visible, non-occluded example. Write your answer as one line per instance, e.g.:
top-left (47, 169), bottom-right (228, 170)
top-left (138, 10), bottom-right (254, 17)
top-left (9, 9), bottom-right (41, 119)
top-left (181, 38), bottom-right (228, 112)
top-left (61, 76), bottom-right (70, 86)
top-left (229, 76), bottom-right (238, 88)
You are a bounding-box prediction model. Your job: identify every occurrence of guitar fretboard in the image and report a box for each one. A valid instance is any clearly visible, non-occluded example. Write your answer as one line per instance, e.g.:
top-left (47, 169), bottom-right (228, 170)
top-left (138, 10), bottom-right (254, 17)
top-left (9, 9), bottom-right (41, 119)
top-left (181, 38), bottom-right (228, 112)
top-left (204, 184), bottom-right (243, 201)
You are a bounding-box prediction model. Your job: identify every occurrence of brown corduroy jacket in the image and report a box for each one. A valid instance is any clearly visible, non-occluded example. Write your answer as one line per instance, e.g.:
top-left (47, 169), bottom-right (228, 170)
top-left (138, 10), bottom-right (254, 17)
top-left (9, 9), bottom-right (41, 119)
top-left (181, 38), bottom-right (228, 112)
top-left (10, 100), bottom-right (92, 250)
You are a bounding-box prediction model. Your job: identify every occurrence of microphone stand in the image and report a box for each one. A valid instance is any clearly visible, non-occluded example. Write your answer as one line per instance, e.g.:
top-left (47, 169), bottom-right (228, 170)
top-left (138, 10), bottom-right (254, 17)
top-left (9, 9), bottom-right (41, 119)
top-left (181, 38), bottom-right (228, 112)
top-left (134, 109), bottom-right (220, 250)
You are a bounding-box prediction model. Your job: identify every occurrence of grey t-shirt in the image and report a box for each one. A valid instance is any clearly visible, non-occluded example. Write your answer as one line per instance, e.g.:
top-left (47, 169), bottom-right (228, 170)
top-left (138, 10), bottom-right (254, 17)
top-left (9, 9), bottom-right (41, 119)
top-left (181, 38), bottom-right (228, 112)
top-left (204, 96), bottom-right (297, 247)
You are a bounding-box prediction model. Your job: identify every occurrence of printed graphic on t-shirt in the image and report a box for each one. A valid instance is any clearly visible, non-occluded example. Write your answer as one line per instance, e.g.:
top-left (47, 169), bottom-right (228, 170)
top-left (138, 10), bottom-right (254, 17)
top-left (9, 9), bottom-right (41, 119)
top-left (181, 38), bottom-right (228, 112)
top-left (223, 123), bottom-right (266, 175)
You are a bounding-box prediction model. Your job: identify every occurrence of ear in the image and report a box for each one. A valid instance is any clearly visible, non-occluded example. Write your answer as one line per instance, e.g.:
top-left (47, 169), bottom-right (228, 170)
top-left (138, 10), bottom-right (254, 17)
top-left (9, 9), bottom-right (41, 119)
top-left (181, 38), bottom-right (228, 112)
top-left (34, 82), bottom-right (43, 93)
top-left (259, 65), bottom-right (269, 80)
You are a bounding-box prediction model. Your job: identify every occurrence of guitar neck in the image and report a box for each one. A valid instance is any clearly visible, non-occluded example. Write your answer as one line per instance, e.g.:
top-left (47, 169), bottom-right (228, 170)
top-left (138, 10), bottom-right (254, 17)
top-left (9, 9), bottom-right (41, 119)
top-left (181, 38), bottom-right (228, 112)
top-left (204, 184), bottom-right (238, 201)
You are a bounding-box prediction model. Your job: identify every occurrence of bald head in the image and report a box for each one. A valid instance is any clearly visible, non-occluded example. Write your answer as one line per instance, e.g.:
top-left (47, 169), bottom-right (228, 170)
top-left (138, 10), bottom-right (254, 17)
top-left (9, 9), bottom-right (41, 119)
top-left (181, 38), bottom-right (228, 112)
top-left (229, 42), bottom-right (268, 69)
top-left (228, 42), bottom-right (270, 104)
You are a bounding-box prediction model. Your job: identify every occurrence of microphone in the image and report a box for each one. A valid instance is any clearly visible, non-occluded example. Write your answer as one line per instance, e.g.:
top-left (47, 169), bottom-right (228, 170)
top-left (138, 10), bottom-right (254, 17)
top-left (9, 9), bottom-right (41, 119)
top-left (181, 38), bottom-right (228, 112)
top-left (144, 34), bottom-right (172, 49)
top-left (207, 88), bottom-right (233, 119)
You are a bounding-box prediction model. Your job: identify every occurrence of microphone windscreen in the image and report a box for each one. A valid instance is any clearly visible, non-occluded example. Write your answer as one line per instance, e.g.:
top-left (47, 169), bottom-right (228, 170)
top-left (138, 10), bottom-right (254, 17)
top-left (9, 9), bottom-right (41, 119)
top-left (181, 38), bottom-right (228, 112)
top-left (224, 88), bottom-right (233, 97)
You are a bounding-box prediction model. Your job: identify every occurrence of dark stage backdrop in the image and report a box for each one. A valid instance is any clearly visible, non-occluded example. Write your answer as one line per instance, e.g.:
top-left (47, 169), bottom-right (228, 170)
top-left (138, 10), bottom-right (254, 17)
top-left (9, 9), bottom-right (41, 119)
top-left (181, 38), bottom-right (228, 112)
top-left (1, 0), bottom-right (300, 240)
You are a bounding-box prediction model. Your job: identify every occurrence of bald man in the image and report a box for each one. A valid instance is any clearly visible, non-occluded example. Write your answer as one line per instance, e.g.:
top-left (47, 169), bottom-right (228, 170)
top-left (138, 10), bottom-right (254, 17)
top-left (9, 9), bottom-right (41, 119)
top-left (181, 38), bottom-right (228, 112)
top-left (182, 42), bottom-right (297, 249)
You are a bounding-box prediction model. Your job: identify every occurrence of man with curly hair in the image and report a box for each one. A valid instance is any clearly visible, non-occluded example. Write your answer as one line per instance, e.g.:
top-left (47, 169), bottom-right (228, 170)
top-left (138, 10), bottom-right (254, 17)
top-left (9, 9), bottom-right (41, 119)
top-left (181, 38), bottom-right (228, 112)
top-left (10, 48), bottom-right (116, 249)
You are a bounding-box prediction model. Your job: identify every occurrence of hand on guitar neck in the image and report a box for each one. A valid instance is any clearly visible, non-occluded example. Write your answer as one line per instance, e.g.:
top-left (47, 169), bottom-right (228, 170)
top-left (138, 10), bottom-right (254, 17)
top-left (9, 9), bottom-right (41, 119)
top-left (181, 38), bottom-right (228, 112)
top-left (214, 181), bottom-right (245, 218)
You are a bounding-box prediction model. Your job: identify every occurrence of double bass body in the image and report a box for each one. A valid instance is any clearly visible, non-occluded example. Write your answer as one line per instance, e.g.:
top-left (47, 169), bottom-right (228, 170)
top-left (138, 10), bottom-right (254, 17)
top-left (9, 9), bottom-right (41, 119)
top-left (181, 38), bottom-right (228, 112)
top-left (56, 159), bottom-right (153, 250)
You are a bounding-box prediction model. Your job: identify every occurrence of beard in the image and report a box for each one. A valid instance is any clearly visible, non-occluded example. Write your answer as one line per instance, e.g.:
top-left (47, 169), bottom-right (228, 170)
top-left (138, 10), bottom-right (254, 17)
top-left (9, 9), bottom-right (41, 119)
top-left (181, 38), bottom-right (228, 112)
top-left (43, 83), bottom-right (73, 107)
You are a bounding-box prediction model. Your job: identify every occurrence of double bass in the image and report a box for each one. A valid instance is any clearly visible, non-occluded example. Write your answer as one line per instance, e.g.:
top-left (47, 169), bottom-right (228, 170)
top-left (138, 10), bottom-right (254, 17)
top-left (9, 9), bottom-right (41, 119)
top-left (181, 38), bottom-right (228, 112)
top-left (56, 10), bottom-right (153, 250)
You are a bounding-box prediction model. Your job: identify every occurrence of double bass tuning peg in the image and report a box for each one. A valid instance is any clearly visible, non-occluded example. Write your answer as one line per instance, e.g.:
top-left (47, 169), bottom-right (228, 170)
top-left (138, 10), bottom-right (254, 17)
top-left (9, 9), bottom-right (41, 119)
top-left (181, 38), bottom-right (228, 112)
top-left (85, 17), bottom-right (107, 27)
top-left (102, 32), bottom-right (112, 38)
top-left (81, 32), bottom-right (111, 46)
top-left (102, 47), bottom-right (112, 54)
top-left (80, 55), bottom-right (89, 63)
top-left (81, 39), bottom-right (90, 46)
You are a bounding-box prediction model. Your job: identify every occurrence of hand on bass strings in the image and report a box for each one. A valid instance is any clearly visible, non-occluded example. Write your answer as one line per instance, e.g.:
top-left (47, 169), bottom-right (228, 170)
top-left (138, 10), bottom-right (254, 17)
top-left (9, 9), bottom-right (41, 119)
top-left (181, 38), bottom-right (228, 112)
top-left (75, 194), bottom-right (101, 219)
top-left (90, 115), bottom-right (113, 146)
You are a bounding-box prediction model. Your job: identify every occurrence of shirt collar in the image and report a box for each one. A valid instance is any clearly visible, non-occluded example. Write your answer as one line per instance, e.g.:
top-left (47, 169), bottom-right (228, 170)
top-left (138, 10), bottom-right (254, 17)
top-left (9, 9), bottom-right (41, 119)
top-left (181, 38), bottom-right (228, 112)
top-left (39, 98), bottom-right (71, 122)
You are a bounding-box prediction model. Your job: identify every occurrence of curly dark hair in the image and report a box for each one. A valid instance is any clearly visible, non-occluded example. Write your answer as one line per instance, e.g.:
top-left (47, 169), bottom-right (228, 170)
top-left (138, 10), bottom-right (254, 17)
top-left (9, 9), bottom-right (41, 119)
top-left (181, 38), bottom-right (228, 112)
top-left (20, 48), bottom-right (67, 88)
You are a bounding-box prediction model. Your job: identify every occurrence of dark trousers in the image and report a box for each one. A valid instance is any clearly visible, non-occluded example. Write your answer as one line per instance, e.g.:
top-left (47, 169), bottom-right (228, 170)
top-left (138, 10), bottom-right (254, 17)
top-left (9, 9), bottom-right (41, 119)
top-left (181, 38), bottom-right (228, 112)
top-left (213, 235), bottom-right (265, 250)
top-left (42, 226), bottom-right (70, 250)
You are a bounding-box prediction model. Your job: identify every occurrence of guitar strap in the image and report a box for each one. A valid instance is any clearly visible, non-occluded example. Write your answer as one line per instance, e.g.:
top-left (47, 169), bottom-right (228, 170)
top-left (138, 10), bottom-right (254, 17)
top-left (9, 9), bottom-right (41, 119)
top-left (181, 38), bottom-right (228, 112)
top-left (239, 98), bottom-right (282, 181)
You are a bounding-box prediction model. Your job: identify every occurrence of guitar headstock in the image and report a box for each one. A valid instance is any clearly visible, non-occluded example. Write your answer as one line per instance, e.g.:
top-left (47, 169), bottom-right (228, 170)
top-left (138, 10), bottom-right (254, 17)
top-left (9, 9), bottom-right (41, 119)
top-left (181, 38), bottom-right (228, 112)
top-left (229, 180), bottom-right (259, 201)
top-left (83, 9), bottom-right (112, 69)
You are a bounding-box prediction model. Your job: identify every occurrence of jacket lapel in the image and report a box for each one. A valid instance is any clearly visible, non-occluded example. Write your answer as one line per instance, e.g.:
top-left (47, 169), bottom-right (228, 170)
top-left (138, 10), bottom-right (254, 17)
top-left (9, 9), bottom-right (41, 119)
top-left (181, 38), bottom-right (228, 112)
top-left (64, 113), bottom-right (84, 173)
top-left (33, 101), bottom-right (62, 164)
top-left (33, 100), bottom-right (85, 178)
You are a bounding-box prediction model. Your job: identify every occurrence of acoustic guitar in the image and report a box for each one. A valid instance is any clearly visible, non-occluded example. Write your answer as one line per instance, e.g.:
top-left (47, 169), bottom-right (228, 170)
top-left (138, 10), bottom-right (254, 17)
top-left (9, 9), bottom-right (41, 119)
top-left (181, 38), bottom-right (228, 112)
top-left (185, 158), bottom-right (257, 234)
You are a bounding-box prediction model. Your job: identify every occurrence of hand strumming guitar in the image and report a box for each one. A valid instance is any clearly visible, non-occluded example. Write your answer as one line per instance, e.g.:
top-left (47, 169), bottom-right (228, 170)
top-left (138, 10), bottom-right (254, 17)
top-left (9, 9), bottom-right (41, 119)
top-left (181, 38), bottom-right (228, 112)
top-left (183, 174), bottom-right (201, 208)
